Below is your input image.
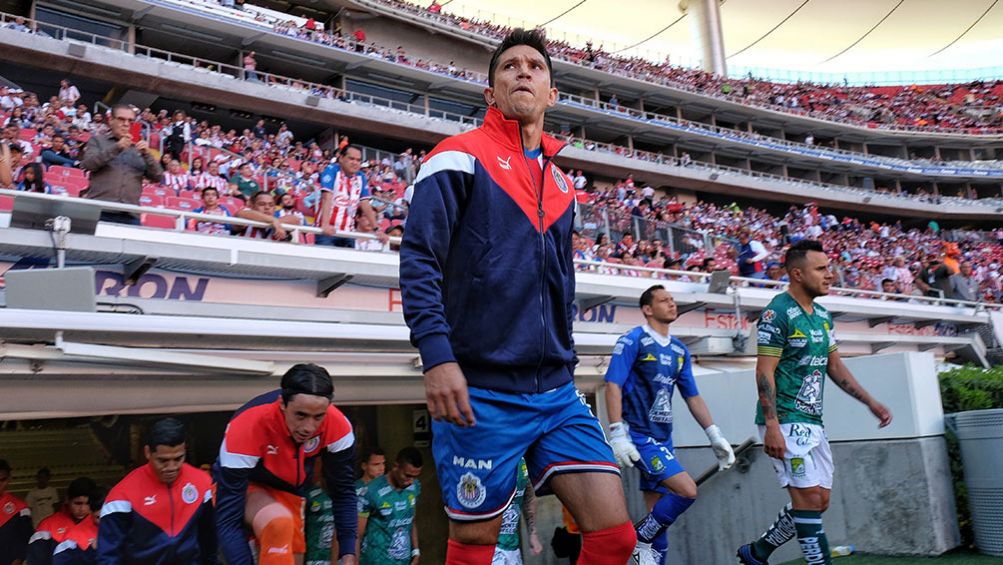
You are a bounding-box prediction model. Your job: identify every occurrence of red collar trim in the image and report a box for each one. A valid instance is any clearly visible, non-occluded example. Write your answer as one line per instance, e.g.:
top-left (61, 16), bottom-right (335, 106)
top-left (481, 107), bottom-right (565, 158)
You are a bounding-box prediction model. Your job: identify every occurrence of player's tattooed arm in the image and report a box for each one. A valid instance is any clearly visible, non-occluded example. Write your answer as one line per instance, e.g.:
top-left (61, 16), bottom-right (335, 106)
top-left (522, 482), bottom-right (538, 535)
top-left (826, 352), bottom-right (869, 402)
top-left (756, 370), bottom-right (777, 421)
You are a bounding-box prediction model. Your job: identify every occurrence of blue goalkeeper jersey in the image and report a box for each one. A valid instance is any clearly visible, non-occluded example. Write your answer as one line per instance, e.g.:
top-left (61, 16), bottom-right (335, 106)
top-left (604, 325), bottom-right (699, 442)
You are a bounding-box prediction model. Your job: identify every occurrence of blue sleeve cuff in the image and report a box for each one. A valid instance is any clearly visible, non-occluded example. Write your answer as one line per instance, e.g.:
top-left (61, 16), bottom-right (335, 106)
top-left (417, 333), bottom-right (456, 371)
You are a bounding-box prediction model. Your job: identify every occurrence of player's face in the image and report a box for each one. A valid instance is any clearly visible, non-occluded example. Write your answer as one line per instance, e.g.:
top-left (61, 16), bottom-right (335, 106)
top-left (392, 463), bottom-right (421, 489)
top-left (146, 443), bottom-right (186, 485)
top-left (69, 495), bottom-right (91, 522)
top-left (0, 470), bottom-right (9, 494)
top-left (362, 454), bottom-right (386, 480)
top-left (282, 394), bottom-right (330, 444)
top-left (645, 289), bottom-right (678, 324)
top-left (798, 251), bottom-right (833, 297)
top-left (485, 45), bottom-right (557, 125)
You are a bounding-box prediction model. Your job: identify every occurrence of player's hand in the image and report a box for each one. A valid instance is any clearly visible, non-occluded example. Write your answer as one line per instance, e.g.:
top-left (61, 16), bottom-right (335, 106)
top-left (869, 401), bottom-right (892, 428)
top-left (608, 422), bottom-right (641, 468)
top-left (340, 554), bottom-right (358, 565)
top-left (424, 362), bottom-right (475, 427)
top-left (135, 140), bottom-right (150, 154)
top-left (530, 531), bottom-right (543, 555)
top-left (704, 425), bottom-right (736, 471)
top-left (322, 225), bottom-right (337, 237)
top-left (116, 136), bottom-right (133, 151)
top-left (763, 423), bottom-right (785, 460)
top-left (410, 556), bottom-right (419, 565)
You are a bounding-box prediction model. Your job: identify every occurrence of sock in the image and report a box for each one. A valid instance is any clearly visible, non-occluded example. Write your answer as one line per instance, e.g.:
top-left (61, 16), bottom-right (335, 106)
top-left (578, 521), bottom-right (636, 565)
top-left (752, 502), bottom-right (796, 559)
top-left (256, 515), bottom-right (295, 565)
top-left (651, 531), bottom-right (668, 564)
top-left (635, 492), bottom-right (695, 543)
top-left (792, 510), bottom-right (831, 565)
top-left (445, 539), bottom-right (496, 565)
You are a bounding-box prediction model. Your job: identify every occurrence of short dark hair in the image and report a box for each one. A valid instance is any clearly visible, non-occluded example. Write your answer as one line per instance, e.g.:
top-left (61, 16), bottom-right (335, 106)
top-left (67, 476), bottom-right (96, 500)
top-left (0, 459), bottom-right (10, 474)
top-left (639, 284), bottom-right (666, 309)
top-left (488, 28), bottom-right (553, 88)
top-left (281, 363), bottom-right (334, 403)
top-left (37, 467), bottom-right (51, 477)
top-left (881, 278), bottom-right (896, 287)
top-left (89, 485), bottom-right (108, 510)
top-left (251, 191), bottom-right (273, 204)
top-left (784, 239), bottom-right (825, 271)
top-left (147, 417), bottom-right (187, 450)
top-left (340, 145), bottom-right (362, 158)
top-left (360, 446), bottom-right (385, 464)
top-left (201, 187), bottom-right (219, 197)
top-left (701, 257), bottom-right (717, 270)
top-left (396, 447), bottom-right (423, 468)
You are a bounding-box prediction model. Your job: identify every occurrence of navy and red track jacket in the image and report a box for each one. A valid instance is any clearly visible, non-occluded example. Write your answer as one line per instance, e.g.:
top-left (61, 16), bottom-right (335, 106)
top-left (0, 491), bottom-right (32, 564)
top-left (97, 462), bottom-right (216, 564)
top-left (28, 507), bottom-right (98, 565)
top-left (400, 106), bottom-right (578, 393)
top-left (213, 390), bottom-right (357, 563)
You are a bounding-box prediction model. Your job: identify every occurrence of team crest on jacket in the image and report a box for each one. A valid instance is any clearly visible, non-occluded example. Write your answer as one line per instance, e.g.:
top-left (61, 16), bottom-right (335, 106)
top-left (181, 482), bottom-right (199, 505)
top-left (551, 167), bottom-right (569, 193)
top-left (3, 502), bottom-right (13, 515)
top-left (304, 436), bottom-right (321, 453)
top-left (456, 472), bottom-right (486, 509)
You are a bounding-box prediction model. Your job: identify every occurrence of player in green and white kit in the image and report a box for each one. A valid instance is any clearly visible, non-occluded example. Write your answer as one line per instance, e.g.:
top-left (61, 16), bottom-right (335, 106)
top-left (358, 447), bottom-right (422, 565)
top-left (737, 240), bottom-right (892, 565)
top-left (492, 458), bottom-right (543, 564)
top-left (355, 447), bottom-right (386, 511)
top-left (305, 480), bottom-right (335, 565)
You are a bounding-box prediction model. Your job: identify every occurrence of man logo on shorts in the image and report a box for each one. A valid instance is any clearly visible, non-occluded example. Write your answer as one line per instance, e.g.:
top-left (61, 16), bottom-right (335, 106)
top-left (456, 472), bottom-right (486, 509)
top-left (790, 457), bottom-right (806, 478)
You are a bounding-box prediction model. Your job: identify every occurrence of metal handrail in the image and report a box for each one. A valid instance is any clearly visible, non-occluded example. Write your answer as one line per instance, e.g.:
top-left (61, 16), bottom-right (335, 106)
top-left (4, 10), bottom-right (1001, 209)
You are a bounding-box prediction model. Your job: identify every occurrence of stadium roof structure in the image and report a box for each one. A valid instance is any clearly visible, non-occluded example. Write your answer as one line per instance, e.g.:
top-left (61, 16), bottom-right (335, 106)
top-left (376, 0), bottom-right (1003, 82)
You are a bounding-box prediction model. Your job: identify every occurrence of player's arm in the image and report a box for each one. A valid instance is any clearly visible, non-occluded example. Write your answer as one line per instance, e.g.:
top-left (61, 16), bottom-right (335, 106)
top-left (410, 519), bottom-right (419, 564)
top-left (318, 169), bottom-right (335, 235)
top-left (96, 494), bottom-right (132, 564)
top-left (197, 489), bottom-right (219, 565)
top-left (214, 430), bottom-right (259, 565)
top-left (12, 509), bottom-right (32, 564)
top-left (679, 349), bottom-right (735, 470)
top-left (322, 439), bottom-right (358, 560)
top-left (603, 333), bottom-right (641, 467)
top-left (522, 483), bottom-right (543, 555)
top-left (27, 526), bottom-right (56, 565)
top-left (356, 514), bottom-right (367, 559)
top-left (756, 355), bottom-right (784, 459)
top-left (827, 351), bottom-right (892, 427)
top-left (399, 155), bottom-right (474, 427)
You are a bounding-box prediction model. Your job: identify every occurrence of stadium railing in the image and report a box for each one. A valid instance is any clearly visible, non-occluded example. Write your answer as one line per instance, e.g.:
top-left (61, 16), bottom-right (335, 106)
top-left (4, 12), bottom-right (1002, 212)
top-left (3, 189), bottom-right (1001, 311)
top-left (134, 0), bottom-right (1003, 176)
top-left (353, 0), bottom-right (1003, 137)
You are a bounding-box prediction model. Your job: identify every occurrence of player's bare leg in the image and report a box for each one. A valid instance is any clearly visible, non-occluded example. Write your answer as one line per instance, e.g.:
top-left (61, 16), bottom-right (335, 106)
top-left (550, 472), bottom-right (635, 564)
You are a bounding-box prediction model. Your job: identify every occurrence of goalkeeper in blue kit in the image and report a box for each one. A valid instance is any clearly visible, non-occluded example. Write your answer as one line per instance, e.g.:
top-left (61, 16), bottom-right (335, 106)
top-left (604, 285), bottom-right (736, 565)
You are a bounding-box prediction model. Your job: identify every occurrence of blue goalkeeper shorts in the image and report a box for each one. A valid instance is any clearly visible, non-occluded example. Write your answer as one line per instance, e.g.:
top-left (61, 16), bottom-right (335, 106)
top-left (631, 431), bottom-right (686, 493)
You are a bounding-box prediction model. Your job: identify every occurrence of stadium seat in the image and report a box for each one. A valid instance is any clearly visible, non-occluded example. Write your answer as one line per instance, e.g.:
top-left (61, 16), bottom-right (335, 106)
top-left (222, 196), bottom-right (244, 211)
top-left (166, 196), bottom-right (199, 211)
top-left (139, 194), bottom-right (165, 208)
top-left (48, 166), bottom-right (87, 180)
top-left (141, 213), bottom-right (178, 230)
top-left (144, 185), bottom-right (173, 198)
top-left (0, 195), bottom-right (13, 212)
top-left (178, 190), bottom-right (197, 200)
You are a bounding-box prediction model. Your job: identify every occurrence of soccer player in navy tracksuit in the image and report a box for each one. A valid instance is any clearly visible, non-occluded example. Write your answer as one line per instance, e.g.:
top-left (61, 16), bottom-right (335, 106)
top-left (400, 28), bottom-right (635, 565)
top-left (29, 477), bottom-right (103, 565)
top-left (0, 458), bottom-right (32, 565)
top-left (98, 418), bottom-right (217, 564)
top-left (604, 285), bottom-right (736, 565)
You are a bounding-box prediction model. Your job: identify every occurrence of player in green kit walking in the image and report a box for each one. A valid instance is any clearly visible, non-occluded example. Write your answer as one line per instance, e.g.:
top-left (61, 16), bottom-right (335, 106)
top-left (737, 240), bottom-right (892, 565)
top-left (358, 448), bottom-right (422, 564)
top-left (493, 459), bottom-right (542, 564)
top-left (305, 471), bottom-right (335, 565)
top-left (355, 447), bottom-right (386, 505)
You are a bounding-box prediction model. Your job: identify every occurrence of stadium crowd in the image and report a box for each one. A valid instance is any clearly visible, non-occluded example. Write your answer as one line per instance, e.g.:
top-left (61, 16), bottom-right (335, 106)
top-left (2, 78), bottom-right (1003, 303)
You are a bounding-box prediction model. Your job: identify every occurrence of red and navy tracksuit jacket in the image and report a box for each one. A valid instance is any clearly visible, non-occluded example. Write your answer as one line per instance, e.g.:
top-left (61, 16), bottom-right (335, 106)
top-left (97, 462), bottom-right (216, 564)
top-left (212, 390), bottom-right (357, 563)
top-left (27, 507), bottom-right (98, 565)
top-left (400, 106), bottom-right (579, 393)
top-left (0, 491), bottom-right (32, 564)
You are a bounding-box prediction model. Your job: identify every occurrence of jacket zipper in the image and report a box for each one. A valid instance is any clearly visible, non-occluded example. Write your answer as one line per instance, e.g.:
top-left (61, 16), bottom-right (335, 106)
top-left (294, 441), bottom-right (302, 487)
top-left (521, 139), bottom-right (548, 393)
top-left (166, 480), bottom-right (176, 561)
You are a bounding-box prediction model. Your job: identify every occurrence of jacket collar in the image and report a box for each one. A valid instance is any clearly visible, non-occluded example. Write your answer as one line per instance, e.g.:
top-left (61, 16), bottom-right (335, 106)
top-left (481, 107), bottom-right (565, 158)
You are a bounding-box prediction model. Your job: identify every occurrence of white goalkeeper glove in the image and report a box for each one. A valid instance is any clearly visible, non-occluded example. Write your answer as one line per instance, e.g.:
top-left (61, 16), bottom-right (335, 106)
top-left (705, 424), bottom-right (736, 471)
top-left (608, 422), bottom-right (641, 468)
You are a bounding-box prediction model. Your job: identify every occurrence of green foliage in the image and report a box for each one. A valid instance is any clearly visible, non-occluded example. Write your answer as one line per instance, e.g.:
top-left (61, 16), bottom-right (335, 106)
top-left (940, 364), bottom-right (1003, 549)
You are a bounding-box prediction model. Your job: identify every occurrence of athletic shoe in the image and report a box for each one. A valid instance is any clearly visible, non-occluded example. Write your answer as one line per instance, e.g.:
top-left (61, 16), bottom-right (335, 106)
top-left (736, 543), bottom-right (768, 565)
top-left (632, 540), bottom-right (660, 565)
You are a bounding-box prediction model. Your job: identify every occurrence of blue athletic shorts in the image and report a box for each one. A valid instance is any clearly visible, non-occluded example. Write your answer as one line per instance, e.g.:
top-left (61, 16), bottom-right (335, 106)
top-left (432, 381), bottom-right (619, 521)
top-left (631, 432), bottom-right (686, 493)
